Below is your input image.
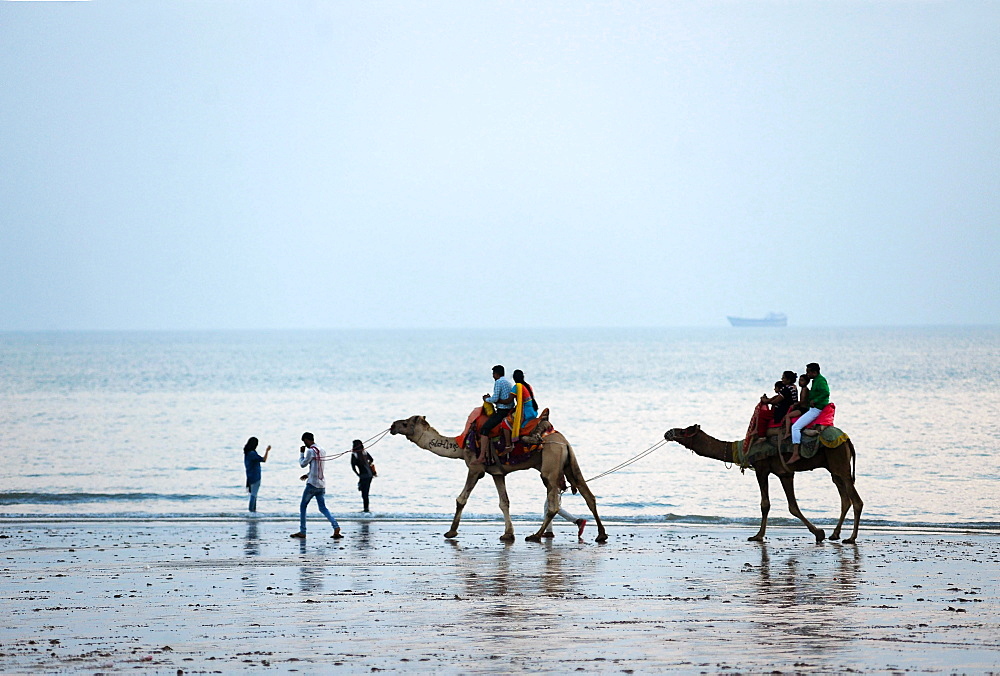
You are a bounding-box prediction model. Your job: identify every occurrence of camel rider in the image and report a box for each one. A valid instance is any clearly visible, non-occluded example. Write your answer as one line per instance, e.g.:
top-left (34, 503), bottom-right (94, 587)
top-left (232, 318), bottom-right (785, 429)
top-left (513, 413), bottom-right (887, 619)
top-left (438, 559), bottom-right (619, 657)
top-left (757, 370), bottom-right (798, 440)
top-left (507, 369), bottom-right (539, 444)
top-left (477, 365), bottom-right (514, 464)
top-left (789, 362), bottom-right (830, 463)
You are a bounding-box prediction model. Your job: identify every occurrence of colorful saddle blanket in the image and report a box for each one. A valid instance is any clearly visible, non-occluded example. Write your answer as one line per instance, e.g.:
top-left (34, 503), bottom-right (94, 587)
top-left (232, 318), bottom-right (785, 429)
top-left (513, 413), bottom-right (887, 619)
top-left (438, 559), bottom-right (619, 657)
top-left (455, 407), bottom-right (543, 447)
top-left (742, 426), bottom-right (850, 466)
top-left (455, 406), bottom-right (547, 466)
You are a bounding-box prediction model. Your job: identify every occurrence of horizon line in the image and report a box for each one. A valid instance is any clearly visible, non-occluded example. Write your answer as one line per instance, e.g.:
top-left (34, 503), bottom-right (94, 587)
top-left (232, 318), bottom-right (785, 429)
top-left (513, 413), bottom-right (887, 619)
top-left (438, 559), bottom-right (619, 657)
top-left (1, 323), bottom-right (997, 334)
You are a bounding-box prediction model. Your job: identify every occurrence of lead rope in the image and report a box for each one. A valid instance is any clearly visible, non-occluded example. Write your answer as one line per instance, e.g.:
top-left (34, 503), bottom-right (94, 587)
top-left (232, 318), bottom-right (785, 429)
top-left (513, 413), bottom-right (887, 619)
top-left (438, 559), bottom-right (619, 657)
top-left (583, 438), bottom-right (669, 484)
top-left (318, 428), bottom-right (392, 461)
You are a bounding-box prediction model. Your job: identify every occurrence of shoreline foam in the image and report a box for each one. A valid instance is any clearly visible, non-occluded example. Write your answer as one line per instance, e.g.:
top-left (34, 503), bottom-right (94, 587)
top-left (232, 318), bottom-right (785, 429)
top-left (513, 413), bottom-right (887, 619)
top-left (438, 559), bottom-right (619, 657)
top-left (3, 513), bottom-right (999, 533)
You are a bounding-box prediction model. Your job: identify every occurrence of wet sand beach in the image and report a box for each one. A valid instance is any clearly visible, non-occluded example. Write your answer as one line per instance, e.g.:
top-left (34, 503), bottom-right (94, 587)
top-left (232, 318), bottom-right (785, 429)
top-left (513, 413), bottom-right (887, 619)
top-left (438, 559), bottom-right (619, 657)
top-left (1, 518), bottom-right (998, 674)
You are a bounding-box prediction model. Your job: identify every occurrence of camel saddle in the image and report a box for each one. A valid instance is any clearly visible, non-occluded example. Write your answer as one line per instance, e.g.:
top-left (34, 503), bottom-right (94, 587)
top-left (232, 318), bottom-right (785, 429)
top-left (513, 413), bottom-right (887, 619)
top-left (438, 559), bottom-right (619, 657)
top-left (457, 408), bottom-right (550, 466)
top-left (747, 426), bottom-right (851, 464)
top-left (456, 408), bottom-right (544, 444)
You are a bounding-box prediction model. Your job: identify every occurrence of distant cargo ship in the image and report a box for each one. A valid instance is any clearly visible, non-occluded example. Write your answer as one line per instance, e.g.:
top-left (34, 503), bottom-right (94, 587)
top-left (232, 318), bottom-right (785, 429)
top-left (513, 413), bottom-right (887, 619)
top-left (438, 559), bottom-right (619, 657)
top-left (727, 312), bottom-right (787, 327)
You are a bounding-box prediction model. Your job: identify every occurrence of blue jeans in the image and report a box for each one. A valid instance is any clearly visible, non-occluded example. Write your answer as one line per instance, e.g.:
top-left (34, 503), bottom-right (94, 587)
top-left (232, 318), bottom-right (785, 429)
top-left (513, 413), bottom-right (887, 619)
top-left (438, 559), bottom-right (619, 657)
top-left (299, 483), bottom-right (339, 533)
top-left (248, 481), bottom-right (261, 512)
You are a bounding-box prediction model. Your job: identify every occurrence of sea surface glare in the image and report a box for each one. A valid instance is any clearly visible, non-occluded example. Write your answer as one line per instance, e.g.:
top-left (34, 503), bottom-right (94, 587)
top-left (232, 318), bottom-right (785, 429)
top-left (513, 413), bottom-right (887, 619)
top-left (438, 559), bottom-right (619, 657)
top-left (1, 327), bottom-right (997, 530)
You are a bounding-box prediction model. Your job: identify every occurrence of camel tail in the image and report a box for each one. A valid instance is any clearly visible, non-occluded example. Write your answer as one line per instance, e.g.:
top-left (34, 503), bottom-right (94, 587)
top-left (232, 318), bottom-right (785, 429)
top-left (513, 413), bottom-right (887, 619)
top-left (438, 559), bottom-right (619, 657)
top-left (847, 438), bottom-right (857, 482)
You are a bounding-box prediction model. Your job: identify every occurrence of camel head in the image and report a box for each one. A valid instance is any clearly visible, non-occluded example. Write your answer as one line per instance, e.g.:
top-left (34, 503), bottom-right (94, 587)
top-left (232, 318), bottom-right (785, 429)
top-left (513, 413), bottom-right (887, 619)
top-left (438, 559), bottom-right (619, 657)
top-left (390, 415), bottom-right (427, 439)
top-left (664, 424), bottom-right (700, 442)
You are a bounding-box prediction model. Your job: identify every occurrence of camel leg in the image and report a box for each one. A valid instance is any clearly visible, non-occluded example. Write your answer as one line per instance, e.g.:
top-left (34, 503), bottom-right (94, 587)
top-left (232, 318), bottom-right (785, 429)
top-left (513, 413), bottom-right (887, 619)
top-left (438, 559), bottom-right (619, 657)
top-left (526, 480), bottom-right (561, 542)
top-left (492, 474), bottom-right (515, 542)
top-left (444, 467), bottom-right (485, 538)
top-left (561, 446), bottom-right (608, 542)
top-left (829, 475), bottom-right (851, 541)
top-left (748, 469), bottom-right (771, 542)
top-left (842, 480), bottom-right (863, 544)
top-left (528, 444), bottom-right (568, 542)
top-left (777, 474), bottom-right (826, 543)
top-left (572, 478), bottom-right (608, 543)
top-left (828, 444), bottom-right (863, 544)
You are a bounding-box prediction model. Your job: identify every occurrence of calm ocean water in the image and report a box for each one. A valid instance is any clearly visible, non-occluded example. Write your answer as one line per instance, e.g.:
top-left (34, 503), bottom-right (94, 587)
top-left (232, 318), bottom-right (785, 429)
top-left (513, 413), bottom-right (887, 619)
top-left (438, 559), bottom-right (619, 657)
top-left (1, 327), bottom-right (997, 529)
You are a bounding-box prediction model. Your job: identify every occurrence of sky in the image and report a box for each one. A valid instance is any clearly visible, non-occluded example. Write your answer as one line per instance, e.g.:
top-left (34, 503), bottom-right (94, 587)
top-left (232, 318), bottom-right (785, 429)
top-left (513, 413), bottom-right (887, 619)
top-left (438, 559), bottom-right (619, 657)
top-left (1, 1), bottom-right (997, 330)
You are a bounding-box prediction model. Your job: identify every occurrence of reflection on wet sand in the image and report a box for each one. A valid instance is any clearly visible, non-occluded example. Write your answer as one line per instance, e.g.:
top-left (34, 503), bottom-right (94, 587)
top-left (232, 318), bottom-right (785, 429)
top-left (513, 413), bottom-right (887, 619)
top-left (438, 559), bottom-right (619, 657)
top-left (443, 537), bottom-right (602, 647)
top-left (298, 555), bottom-right (324, 594)
top-left (539, 542), bottom-right (571, 597)
top-left (243, 519), bottom-right (260, 557)
top-left (449, 539), bottom-right (515, 600)
top-left (351, 522), bottom-right (372, 552)
top-left (2, 522), bottom-right (995, 674)
top-left (746, 541), bottom-right (863, 658)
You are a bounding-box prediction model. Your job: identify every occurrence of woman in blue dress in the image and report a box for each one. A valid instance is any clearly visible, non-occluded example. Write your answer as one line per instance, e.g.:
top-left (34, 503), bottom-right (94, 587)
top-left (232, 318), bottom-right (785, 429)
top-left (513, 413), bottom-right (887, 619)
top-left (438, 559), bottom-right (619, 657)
top-left (243, 437), bottom-right (271, 512)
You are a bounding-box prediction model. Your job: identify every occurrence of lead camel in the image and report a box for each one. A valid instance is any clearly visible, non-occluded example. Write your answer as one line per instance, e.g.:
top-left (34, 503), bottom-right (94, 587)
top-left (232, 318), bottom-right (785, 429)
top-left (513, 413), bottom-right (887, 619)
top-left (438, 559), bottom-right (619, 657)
top-left (390, 411), bottom-right (608, 543)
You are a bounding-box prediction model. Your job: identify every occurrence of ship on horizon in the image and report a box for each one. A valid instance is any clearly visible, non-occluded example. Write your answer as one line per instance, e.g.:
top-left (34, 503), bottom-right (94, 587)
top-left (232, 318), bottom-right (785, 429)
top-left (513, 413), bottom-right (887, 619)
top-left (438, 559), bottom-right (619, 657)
top-left (727, 312), bottom-right (787, 327)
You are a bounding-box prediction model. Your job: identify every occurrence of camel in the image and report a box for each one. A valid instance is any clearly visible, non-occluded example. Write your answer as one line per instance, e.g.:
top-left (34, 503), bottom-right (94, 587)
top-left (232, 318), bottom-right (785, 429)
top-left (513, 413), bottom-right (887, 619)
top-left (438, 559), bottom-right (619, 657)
top-left (389, 411), bottom-right (608, 543)
top-left (663, 425), bottom-right (863, 544)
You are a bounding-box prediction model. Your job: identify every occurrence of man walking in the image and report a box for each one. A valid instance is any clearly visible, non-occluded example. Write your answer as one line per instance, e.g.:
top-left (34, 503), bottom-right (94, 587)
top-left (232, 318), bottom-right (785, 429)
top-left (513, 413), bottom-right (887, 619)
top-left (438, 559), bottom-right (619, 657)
top-left (290, 432), bottom-right (343, 539)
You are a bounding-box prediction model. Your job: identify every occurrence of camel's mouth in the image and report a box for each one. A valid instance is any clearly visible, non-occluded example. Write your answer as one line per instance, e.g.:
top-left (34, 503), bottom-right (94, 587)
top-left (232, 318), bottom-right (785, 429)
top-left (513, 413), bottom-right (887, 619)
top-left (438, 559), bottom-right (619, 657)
top-left (389, 416), bottom-right (421, 436)
top-left (664, 425), bottom-right (698, 441)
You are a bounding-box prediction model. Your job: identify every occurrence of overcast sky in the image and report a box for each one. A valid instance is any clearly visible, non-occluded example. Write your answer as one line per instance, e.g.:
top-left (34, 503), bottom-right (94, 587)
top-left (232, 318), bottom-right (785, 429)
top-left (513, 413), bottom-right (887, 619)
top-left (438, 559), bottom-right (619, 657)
top-left (1, 1), bottom-right (997, 330)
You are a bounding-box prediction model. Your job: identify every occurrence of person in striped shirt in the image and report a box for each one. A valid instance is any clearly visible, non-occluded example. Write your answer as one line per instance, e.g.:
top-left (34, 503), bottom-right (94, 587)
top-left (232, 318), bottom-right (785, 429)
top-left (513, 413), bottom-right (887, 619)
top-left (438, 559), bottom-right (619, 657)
top-left (290, 432), bottom-right (343, 539)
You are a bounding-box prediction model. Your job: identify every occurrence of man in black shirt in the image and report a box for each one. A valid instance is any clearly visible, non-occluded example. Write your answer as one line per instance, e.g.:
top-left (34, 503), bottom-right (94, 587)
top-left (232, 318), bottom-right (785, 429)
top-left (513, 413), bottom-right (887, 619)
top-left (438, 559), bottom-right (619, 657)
top-left (771, 370), bottom-right (799, 426)
top-left (758, 370), bottom-right (798, 440)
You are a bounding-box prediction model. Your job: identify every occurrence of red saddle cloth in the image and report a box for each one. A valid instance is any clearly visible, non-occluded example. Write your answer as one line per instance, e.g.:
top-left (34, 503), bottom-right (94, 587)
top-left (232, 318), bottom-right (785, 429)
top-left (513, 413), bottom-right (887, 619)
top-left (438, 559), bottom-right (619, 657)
top-left (752, 402), bottom-right (837, 440)
top-left (768, 402), bottom-right (837, 428)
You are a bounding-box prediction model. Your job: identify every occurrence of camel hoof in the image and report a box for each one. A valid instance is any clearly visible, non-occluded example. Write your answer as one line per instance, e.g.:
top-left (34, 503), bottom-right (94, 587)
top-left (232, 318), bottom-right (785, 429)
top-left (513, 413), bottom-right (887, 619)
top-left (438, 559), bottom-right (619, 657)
top-left (815, 529), bottom-right (826, 543)
top-left (499, 533), bottom-right (515, 542)
top-left (748, 535), bottom-right (764, 542)
top-left (595, 533), bottom-right (608, 543)
top-left (525, 534), bottom-right (542, 543)
top-left (829, 533), bottom-right (841, 541)
top-left (843, 537), bottom-right (856, 544)
top-left (444, 531), bottom-right (458, 539)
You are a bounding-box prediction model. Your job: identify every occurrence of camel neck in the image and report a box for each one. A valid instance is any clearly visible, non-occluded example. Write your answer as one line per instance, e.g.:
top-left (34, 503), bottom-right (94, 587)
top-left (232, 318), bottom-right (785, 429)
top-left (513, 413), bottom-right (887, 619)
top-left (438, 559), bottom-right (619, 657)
top-left (682, 431), bottom-right (738, 464)
top-left (412, 425), bottom-right (464, 459)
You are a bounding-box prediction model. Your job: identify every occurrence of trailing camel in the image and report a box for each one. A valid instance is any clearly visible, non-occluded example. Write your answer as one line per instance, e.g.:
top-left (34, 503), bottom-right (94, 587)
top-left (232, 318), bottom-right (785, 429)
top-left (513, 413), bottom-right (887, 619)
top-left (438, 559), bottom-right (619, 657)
top-left (390, 410), bottom-right (608, 543)
top-left (663, 425), bottom-right (863, 543)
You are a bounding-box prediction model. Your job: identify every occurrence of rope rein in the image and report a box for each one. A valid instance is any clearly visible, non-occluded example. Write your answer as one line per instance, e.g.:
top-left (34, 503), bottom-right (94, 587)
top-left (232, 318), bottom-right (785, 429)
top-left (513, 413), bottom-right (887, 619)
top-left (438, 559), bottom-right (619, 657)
top-left (317, 428), bottom-right (392, 461)
top-left (584, 438), bottom-right (669, 484)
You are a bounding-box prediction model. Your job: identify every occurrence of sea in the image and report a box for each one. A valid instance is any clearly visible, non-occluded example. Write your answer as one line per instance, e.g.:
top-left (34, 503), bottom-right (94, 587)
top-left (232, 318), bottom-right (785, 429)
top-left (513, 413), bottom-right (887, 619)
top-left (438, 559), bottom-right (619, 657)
top-left (1, 327), bottom-right (998, 531)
